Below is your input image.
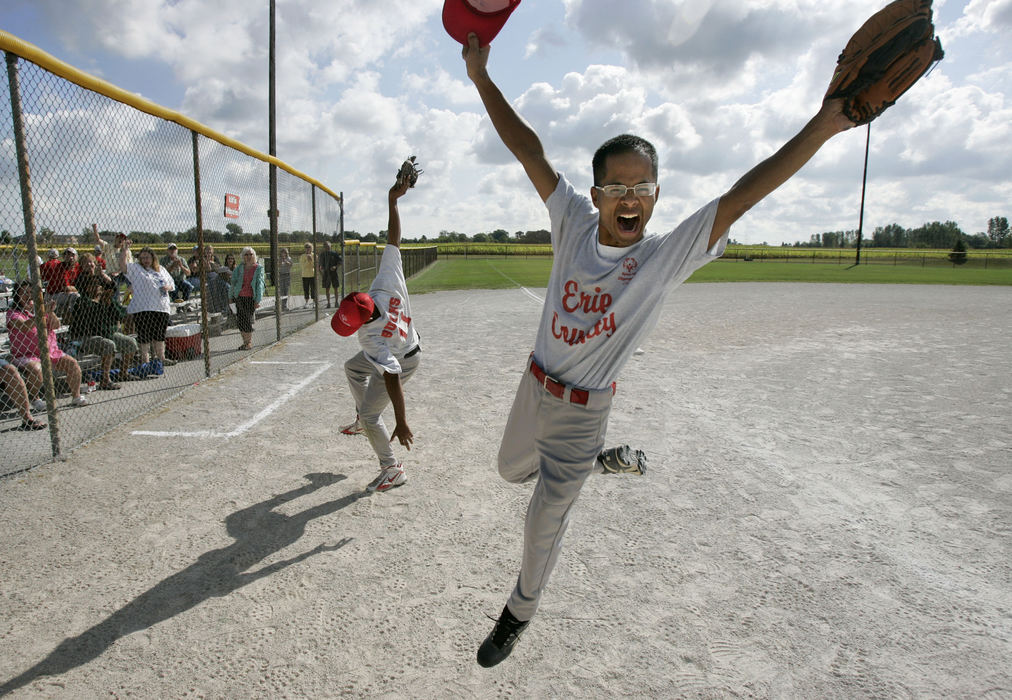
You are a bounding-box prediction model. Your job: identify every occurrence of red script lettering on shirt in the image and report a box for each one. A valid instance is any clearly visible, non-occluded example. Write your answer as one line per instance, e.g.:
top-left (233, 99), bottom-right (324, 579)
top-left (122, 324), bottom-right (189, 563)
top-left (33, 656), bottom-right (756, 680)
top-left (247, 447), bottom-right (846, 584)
top-left (381, 296), bottom-right (411, 339)
top-left (551, 279), bottom-right (616, 346)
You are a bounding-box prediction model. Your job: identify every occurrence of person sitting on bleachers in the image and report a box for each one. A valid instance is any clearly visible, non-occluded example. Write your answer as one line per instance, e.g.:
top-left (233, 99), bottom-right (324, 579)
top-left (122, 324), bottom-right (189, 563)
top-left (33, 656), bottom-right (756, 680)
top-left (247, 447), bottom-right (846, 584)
top-left (74, 252), bottom-right (113, 290)
top-left (186, 244), bottom-right (221, 292)
top-left (39, 249), bottom-right (60, 286)
top-left (161, 243), bottom-right (193, 302)
top-left (46, 247), bottom-right (82, 316)
top-left (69, 275), bottom-right (140, 390)
top-left (5, 281), bottom-right (87, 407)
top-left (205, 265), bottom-right (233, 315)
top-left (0, 357), bottom-right (46, 430)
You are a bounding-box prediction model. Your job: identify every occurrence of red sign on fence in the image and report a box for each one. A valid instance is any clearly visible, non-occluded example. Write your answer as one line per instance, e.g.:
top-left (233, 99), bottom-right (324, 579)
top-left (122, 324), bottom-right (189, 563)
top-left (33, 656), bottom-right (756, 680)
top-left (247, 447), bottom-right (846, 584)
top-left (224, 193), bottom-right (240, 219)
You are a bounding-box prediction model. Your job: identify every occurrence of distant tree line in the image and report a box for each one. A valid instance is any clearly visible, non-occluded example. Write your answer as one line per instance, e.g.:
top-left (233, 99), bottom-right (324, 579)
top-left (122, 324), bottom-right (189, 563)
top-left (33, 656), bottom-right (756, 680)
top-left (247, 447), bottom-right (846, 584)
top-left (344, 228), bottom-right (552, 246)
top-left (6, 216), bottom-right (1007, 251)
top-left (795, 217), bottom-right (1010, 249)
top-left (13, 224), bottom-right (345, 246)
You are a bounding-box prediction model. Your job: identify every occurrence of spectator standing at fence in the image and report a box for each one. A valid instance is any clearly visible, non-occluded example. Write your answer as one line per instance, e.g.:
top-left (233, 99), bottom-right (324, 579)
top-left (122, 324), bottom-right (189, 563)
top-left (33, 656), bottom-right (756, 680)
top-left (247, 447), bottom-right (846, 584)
top-left (0, 357), bottom-right (46, 430)
top-left (120, 244), bottom-right (174, 377)
top-left (160, 243), bottom-right (193, 302)
top-left (334, 169), bottom-right (421, 493)
top-left (318, 240), bottom-right (342, 309)
top-left (93, 244), bottom-right (107, 269)
top-left (223, 252), bottom-right (237, 273)
top-left (277, 247), bottom-right (293, 311)
top-left (5, 281), bottom-right (87, 407)
top-left (69, 275), bottom-right (140, 390)
top-left (73, 252), bottom-right (113, 290)
top-left (229, 247), bottom-right (265, 352)
top-left (300, 242), bottom-right (316, 308)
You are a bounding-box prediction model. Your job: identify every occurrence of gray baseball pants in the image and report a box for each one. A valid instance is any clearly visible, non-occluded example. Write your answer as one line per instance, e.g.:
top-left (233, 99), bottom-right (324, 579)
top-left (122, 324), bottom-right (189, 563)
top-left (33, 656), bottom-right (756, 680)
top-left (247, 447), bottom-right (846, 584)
top-left (497, 357), bottom-right (613, 621)
top-left (344, 350), bottom-right (421, 468)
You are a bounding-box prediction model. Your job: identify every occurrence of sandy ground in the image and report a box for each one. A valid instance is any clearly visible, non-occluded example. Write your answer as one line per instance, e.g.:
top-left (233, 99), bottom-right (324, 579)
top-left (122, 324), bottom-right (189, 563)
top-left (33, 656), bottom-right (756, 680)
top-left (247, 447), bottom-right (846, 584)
top-left (1, 282), bottom-right (1009, 699)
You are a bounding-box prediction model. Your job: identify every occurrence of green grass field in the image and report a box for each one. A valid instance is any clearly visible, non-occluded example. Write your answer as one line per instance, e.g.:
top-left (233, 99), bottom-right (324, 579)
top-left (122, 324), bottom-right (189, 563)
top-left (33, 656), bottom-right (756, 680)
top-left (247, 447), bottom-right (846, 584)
top-left (407, 257), bottom-right (1012, 294)
top-left (408, 257), bottom-right (555, 294)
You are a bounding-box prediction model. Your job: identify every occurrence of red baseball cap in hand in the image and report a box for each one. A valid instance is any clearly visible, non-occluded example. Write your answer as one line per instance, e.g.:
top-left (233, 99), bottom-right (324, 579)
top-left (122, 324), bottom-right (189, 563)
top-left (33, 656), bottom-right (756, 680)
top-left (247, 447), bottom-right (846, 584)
top-left (442, 0), bottom-right (522, 47)
top-left (332, 292), bottom-right (376, 336)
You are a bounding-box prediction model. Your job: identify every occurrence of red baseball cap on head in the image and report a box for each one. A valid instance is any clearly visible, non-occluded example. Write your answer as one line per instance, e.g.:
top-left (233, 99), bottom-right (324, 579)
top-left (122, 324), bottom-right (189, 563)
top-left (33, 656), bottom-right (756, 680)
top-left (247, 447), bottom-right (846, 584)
top-left (332, 292), bottom-right (376, 336)
top-left (442, 0), bottom-right (522, 47)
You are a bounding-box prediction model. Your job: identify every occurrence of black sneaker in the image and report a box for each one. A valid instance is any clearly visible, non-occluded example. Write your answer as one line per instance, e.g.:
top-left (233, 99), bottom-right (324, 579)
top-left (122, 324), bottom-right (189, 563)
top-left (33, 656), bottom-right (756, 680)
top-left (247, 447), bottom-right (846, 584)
top-left (477, 605), bottom-right (530, 668)
top-left (597, 445), bottom-right (647, 475)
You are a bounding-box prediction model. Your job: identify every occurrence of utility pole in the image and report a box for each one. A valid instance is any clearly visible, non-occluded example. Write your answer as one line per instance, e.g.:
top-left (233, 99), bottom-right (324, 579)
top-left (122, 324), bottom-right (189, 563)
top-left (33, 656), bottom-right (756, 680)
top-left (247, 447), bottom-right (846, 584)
top-left (855, 123), bottom-right (870, 266)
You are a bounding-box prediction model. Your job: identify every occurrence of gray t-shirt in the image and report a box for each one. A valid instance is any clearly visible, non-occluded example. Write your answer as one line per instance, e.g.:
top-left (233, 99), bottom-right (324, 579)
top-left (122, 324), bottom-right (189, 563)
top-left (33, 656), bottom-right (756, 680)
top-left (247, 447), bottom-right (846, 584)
top-left (358, 245), bottom-right (419, 375)
top-left (533, 173), bottom-right (726, 390)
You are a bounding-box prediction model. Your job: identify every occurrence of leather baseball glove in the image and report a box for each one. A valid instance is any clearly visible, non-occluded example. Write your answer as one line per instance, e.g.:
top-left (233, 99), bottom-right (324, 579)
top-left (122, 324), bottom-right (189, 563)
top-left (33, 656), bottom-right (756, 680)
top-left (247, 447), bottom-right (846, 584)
top-left (396, 156), bottom-right (423, 188)
top-left (825, 0), bottom-right (944, 125)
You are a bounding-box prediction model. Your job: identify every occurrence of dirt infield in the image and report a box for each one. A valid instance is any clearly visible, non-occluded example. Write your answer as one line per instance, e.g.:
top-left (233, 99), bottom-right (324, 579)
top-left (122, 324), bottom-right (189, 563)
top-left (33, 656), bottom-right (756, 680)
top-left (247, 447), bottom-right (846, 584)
top-left (1, 283), bottom-right (1009, 698)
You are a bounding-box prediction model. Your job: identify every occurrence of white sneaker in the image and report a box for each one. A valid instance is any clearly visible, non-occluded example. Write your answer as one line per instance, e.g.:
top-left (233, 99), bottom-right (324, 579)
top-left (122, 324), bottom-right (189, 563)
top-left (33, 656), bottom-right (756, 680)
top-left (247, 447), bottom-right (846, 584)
top-left (71, 395), bottom-right (89, 407)
top-left (366, 463), bottom-right (406, 492)
top-left (31, 398), bottom-right (46, 412)
top-left (340, 416), bottom-right (365, 435)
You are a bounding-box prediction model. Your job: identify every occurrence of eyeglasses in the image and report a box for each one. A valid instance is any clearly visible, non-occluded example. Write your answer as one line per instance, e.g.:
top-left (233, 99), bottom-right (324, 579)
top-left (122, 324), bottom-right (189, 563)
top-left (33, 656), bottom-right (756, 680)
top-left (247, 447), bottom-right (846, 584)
top-left (593, 183), bottom-right (657, 198)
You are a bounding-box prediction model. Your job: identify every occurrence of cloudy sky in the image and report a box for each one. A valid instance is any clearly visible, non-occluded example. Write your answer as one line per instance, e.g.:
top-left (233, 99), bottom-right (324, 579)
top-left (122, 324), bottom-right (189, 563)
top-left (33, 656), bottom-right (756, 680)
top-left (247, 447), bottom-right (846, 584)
top-left (2, 0), bottom-right (1009, 244)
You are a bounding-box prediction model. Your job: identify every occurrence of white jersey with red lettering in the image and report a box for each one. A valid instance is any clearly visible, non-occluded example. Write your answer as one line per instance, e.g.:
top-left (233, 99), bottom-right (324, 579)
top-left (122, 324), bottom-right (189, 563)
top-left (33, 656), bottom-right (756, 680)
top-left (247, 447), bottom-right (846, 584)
top-left (358, 244), bottom-right (419, 375)
top-left (532, 174), bottom-right (726, 391)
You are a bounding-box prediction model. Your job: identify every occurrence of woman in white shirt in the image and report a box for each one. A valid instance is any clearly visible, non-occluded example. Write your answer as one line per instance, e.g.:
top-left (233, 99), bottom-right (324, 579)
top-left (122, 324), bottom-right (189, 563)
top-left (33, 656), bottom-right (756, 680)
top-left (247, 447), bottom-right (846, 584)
top-left (119, 244), bottom-right (174, 377)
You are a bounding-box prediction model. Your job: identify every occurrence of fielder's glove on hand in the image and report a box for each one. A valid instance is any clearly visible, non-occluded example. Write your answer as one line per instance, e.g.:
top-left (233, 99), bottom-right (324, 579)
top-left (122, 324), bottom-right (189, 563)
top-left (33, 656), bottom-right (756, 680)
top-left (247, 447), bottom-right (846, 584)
top-left (397, 156), bottom-right (423, 188)
top-left (598, 445), bottom-right (648, 475)
top-left (825, 0), bottom-right (943, 125)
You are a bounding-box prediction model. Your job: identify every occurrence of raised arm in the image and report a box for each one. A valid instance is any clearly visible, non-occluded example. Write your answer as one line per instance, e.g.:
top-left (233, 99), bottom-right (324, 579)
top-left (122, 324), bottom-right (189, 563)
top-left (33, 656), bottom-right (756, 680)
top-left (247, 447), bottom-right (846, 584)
top-left (117, 242), bottom-right (130, 270)
top-left (463, 33), bottom-right (558, 202)
top-left (386, 175), bottom-right (410, 249)
top-left (710, 98), bottom-right (854, 249)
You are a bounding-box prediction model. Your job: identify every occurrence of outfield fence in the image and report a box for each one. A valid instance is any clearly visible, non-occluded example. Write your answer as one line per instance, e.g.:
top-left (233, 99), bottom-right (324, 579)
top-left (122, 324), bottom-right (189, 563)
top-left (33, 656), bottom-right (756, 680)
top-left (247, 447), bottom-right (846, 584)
top-left (0, 31), bottom-right (435, 476)
top-left (425, 242), bottom-right (554, 257)
top-left (415, 242), bottom-right (1011, 268)
top-left (720, 246), bottom-right (1012, 268)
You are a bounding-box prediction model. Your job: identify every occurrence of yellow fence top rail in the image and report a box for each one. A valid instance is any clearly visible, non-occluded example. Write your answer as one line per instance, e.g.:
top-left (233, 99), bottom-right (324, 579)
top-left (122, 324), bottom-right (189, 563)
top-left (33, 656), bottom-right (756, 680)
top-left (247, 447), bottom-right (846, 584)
top-left (0, 29), bottom-right (340, 203)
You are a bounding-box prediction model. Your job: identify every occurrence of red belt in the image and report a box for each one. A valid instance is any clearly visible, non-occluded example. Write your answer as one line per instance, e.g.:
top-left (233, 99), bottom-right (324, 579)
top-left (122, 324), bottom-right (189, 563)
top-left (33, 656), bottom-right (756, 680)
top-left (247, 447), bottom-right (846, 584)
top-left (529, 358), bottom-right (615, 405)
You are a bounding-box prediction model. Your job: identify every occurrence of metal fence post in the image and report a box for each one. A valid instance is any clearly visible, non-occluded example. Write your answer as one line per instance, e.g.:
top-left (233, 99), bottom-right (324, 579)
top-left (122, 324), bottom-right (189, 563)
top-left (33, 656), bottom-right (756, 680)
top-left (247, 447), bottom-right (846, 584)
top-left (191, 131), bottom-right (212, 379)
top-left (311, 184), bottom-right (318, 316)
top-left (339, 190), bottom-right (345, 301)
top-left (6, 51), bottom-right (61, 459)
top-left (312, 222), bottom-right (319, 322)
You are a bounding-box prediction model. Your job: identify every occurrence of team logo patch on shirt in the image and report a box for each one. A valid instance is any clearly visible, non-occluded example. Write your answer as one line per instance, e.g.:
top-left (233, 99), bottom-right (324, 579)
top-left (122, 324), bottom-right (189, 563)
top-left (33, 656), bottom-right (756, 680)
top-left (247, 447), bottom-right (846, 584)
top-left (618, 257), bottom-right (639, 284)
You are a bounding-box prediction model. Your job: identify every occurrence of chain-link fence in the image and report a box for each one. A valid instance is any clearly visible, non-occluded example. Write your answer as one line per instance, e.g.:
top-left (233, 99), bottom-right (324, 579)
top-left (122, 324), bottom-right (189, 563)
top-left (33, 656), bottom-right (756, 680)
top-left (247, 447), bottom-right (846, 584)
top-left (0, 31), bottom-right (435, 476)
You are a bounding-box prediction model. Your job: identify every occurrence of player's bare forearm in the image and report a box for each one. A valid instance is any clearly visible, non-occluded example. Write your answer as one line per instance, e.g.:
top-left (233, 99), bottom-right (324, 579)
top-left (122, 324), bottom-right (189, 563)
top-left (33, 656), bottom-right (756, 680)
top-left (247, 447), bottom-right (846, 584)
top-left (711, 98), bottom-right (855, 248)
top-left (463, 33), bottom-right (558, 202)
top-left (386, 179), bottom-right (409, 249)
top-left (383, 371), bottom-right (413, 449)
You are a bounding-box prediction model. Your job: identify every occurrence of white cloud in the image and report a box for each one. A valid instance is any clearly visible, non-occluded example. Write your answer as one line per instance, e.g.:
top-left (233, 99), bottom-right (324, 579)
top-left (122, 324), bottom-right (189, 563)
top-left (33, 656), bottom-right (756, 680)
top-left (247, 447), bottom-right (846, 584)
top-left (402, 69), bottom-right (479, 107)
top-left (952, 0), bottom-right (1012, 36)
top-left (524, 26), bottom-right (569, 59)
top-left (1, 0), bottom-right (1008, 244)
